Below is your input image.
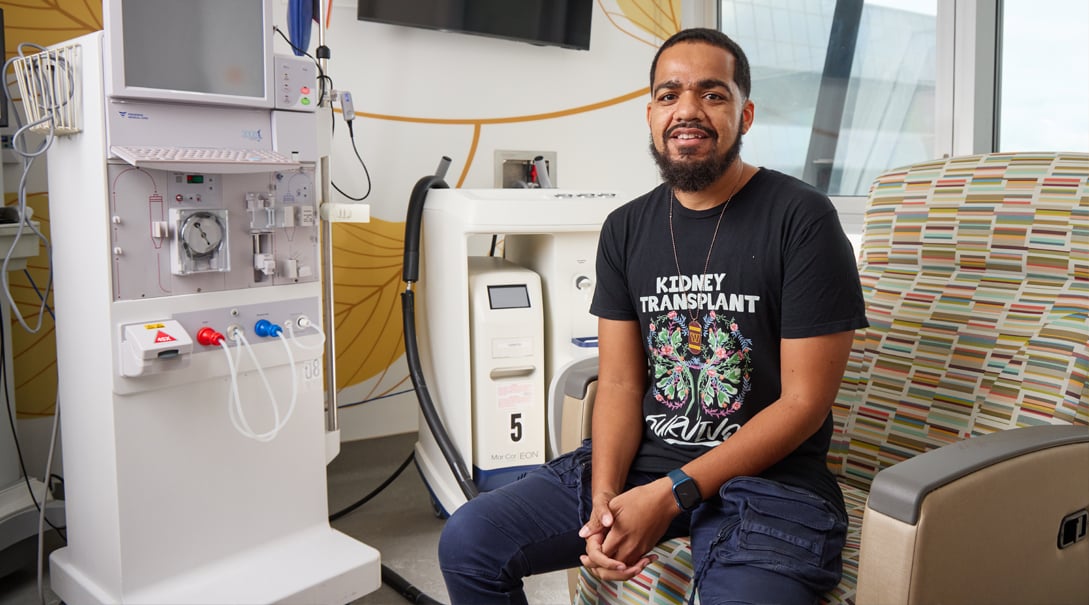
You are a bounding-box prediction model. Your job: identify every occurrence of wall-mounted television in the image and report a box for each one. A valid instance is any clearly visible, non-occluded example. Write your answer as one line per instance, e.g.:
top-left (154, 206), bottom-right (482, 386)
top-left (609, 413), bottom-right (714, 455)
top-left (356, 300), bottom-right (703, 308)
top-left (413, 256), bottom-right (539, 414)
top-left (356, 0), bottom-right (593, 50)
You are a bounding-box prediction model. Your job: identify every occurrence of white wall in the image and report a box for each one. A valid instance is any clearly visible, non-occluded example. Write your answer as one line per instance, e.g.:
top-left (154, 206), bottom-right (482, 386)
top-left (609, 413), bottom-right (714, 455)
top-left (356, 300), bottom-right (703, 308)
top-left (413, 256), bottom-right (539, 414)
top-left (278, 1), bottom-right (709, 440)
top-left (309, 0), bottom-right (665, 208)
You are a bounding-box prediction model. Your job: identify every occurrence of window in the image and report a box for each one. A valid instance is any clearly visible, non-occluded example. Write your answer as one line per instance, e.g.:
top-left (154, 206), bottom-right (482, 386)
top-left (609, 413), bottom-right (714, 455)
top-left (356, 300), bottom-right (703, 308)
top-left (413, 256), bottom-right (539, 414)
top-left (997, 0), bottom-right (1089, 152)
top-left (720, 0), bottom-right (938, 197)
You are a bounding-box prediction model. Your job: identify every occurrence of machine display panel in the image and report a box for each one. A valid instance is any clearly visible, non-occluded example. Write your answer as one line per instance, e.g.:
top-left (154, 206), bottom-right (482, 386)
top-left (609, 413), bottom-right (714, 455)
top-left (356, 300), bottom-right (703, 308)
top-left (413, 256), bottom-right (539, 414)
top-left (488, 285), bottom-right (531, 309)
top-left (105, 0), bottom-right (273, 108)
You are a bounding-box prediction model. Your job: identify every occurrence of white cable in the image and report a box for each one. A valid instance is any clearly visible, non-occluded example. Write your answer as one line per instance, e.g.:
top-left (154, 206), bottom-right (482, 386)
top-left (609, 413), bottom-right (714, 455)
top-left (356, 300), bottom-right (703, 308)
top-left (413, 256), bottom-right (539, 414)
top-left (236, 331), bottom-right (282, 432)
top-left (221, 331), bottom-right (299, 442)
top-left (285, 317), bottom-right (325, 351)
top-left (275, 330), bottom-right (299, 429)
top-left (2, 47), bottom-right (57, 335)
top-left (218, 339), bottom-right (256, 439)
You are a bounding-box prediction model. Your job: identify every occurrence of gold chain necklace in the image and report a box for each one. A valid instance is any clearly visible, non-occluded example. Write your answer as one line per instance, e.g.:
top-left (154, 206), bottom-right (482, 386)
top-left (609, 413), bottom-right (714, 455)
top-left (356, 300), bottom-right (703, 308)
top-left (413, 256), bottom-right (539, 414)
top-left (668, 162), bottom-right (743, 355)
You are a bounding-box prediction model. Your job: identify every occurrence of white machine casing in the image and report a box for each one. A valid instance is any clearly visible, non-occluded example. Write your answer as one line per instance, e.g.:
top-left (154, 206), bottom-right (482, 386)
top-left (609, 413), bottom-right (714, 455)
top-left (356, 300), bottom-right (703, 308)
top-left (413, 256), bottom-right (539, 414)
top-left (467, 257), bottom-right (546, 487)
top-left (43, 30), bottom-right (379, 604)
top-left (416, 188), bottom-right (627, 515)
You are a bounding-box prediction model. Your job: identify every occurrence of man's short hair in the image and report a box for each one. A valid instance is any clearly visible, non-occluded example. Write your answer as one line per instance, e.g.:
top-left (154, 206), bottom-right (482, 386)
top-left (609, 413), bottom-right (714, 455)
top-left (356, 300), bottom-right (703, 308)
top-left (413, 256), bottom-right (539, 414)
top-left (649, 28), bottom-right (751, 100)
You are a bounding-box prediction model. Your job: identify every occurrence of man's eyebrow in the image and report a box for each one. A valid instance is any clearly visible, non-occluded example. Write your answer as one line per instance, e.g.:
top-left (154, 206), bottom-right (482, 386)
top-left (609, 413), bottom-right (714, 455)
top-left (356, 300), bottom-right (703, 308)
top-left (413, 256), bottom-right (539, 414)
top-left (698, 78), bottom-right (731, 91)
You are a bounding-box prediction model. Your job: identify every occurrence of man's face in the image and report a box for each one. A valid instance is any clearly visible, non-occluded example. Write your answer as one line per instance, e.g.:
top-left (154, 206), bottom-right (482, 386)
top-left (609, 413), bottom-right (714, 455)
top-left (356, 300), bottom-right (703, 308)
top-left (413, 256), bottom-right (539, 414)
top-left (647, 41), bottom-right (754, 192)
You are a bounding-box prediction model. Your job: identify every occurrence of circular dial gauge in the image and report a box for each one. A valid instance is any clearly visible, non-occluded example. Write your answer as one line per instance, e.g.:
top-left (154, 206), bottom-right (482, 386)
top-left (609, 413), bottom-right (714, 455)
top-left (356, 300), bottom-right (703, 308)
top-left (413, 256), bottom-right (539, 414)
top-left (179, 211), bottom-right (226, 258)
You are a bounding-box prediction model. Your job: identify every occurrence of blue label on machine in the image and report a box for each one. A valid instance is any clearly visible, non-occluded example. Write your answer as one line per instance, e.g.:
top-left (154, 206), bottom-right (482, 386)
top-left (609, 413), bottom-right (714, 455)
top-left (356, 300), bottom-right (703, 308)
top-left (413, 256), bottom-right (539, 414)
top-left (474, 464), bottom-right (541, 492)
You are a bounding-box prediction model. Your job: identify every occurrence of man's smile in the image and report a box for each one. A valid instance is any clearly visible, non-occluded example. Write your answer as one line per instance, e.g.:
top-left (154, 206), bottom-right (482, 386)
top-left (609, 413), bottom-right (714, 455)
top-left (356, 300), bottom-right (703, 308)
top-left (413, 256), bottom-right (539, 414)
top-left (668, 125), bottom-right (715, 155)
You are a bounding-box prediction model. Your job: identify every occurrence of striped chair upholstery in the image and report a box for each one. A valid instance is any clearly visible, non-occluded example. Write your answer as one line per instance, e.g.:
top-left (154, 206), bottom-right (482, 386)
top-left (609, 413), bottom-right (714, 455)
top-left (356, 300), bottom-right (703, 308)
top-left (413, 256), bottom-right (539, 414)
top-left (574, 152), bottom-right (1089, 604)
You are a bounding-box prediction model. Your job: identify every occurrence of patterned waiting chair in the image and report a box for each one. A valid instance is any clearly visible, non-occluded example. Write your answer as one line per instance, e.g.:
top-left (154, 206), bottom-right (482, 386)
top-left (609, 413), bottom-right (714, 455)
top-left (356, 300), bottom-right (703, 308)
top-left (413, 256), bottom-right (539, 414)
top-left (561, 152), bottom-right (1089, 604)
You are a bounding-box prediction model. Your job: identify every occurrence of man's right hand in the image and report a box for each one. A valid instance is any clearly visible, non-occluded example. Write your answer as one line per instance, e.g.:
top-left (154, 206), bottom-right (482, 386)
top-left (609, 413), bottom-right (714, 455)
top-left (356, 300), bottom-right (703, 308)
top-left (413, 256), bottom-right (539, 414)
top-left (578, 491), bottom-right (617, 541)
top-left (577, 490), bottom-right (660, 581)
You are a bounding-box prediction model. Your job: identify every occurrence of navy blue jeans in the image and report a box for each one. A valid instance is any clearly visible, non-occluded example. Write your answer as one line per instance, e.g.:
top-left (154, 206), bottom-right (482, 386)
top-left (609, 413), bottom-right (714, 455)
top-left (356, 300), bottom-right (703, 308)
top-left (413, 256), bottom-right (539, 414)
top-left (438, 443), bottom-right (846, 605)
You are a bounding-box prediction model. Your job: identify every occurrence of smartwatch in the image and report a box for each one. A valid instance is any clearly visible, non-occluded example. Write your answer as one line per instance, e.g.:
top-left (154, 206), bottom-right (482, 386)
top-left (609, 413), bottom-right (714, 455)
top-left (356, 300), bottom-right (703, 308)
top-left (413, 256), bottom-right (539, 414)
top-left (667, 469), bottom-right (701, 512)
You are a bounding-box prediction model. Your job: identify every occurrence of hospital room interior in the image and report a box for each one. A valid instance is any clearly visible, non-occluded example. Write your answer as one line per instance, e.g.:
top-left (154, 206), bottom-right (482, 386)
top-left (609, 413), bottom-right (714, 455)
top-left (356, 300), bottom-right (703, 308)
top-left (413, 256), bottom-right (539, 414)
top-left (0, 0), bottom-right (1086, 604)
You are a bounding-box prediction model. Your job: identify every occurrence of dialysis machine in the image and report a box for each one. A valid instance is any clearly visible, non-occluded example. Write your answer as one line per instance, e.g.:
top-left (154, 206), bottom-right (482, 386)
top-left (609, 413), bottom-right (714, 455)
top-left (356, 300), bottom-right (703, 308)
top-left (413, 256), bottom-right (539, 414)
top-left (35, 1), bottom-right (379, 603)
top-left (415, 188), bottom-right (626, 515)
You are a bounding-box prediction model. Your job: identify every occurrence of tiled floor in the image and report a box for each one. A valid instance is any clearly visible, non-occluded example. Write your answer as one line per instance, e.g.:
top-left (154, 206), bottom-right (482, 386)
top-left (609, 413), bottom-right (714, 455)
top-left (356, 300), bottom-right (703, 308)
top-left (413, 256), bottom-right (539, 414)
top-left (0, 432), bottom-right (570, 605)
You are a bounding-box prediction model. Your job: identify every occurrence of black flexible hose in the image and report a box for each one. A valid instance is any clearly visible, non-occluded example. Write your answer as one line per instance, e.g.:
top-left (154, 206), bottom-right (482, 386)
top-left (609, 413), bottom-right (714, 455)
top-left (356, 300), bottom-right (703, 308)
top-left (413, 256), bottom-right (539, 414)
top-left (401, 158), bottom-right (479, 502)
top-left (382, 564), bottom-right (446, 605)
top-left (402, 158), bottom-right (451, 283)
top-left (401, 291), bottom-right (478, 501)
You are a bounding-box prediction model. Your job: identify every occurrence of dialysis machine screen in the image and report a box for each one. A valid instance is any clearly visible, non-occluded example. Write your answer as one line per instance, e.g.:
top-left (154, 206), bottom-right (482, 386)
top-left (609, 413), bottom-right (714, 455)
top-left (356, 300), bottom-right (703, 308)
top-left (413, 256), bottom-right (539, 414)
top-left (106, 0), bottom-right (273, 107)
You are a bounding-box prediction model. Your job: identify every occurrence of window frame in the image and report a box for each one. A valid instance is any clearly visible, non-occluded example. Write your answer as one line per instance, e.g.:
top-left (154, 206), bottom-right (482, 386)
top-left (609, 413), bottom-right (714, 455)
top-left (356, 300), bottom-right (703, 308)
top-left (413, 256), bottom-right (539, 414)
top-left (702, 0), bottom-right (1002, 237)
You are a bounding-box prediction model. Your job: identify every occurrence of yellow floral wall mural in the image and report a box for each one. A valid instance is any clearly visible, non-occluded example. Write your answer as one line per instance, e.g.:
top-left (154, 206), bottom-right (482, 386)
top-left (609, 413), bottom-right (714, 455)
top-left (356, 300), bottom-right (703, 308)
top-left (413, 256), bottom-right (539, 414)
top-left (1, 0), bottom-right (681, 418)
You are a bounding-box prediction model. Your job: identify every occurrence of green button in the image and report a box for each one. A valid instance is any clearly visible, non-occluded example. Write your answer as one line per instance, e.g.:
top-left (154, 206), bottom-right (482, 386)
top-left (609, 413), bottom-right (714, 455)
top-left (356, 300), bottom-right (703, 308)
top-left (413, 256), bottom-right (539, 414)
top-left (301, 98), bottom-right (311, 105)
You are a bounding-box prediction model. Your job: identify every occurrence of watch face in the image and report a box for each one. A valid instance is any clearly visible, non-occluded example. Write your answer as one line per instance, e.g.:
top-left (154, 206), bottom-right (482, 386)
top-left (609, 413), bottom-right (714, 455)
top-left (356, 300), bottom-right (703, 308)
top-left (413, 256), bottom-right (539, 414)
top-left (670, 471), bottom-right (701, 511)
top-left (180, 211), bottom-right (225, 258)
top-left (674, 480), bottom-right (701, 511)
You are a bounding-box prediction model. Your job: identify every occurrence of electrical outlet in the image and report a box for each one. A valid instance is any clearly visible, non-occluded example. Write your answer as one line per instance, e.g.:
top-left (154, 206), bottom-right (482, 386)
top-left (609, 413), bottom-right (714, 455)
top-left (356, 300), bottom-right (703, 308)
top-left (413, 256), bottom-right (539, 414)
top-left (494, 150), bottom-right (557, 188)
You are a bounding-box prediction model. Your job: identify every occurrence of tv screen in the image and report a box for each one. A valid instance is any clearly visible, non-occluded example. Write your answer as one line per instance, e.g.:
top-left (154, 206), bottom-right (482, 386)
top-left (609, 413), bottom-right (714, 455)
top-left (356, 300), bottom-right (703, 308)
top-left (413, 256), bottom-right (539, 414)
top-left (357, 0), bottom-right (592, 50)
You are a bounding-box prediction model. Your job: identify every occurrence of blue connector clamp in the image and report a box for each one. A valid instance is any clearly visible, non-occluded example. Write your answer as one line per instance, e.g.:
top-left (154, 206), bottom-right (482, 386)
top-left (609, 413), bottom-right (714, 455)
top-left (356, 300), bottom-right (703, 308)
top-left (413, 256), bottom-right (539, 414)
top-left (254, 319), bottom-right (284, 337)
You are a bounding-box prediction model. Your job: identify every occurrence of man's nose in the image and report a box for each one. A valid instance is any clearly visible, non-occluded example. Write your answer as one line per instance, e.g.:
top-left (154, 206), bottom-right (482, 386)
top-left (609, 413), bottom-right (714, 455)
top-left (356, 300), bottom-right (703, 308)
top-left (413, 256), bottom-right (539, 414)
top-left (674, 91), bottom-right (702, 120)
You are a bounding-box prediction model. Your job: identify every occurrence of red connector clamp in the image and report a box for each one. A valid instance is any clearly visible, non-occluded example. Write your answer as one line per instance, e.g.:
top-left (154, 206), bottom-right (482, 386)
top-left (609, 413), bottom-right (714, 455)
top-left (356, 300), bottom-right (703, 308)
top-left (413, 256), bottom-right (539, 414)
top-left (196, 327), bottom-right (226, 346)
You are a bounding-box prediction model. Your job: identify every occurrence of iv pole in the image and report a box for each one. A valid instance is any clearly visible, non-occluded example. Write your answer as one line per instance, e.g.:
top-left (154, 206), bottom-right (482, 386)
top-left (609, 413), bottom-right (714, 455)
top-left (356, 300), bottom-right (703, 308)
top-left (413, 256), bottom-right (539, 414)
top-left (315, 0), bottom-right (340, 440)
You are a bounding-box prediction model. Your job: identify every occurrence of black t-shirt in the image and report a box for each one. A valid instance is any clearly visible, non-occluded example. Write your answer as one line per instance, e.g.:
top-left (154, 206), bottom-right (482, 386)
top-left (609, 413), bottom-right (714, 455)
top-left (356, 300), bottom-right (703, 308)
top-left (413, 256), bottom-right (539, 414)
top-left (589, 168), bottom-right (867, 514)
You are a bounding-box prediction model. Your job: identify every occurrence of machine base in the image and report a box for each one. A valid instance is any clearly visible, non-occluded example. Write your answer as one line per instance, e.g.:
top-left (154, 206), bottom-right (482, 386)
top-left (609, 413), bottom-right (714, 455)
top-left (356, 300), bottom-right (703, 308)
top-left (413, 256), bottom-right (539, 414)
top-left (50, 526), bottom-right (381, 604)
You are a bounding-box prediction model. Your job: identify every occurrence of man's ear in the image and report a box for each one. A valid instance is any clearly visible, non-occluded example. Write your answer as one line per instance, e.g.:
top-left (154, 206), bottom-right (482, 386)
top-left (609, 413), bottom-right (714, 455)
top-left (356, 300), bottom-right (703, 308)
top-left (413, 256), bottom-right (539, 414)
top-left (741, 99), bottom-right (755, 134)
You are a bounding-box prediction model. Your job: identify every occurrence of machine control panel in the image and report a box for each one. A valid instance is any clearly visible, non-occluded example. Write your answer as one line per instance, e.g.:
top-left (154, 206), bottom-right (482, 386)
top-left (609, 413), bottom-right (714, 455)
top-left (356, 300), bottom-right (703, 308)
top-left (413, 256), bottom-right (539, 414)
top-left (274, 54), bottom-right (318, 112)
top-left (107, 163), bottom-right (320, 300)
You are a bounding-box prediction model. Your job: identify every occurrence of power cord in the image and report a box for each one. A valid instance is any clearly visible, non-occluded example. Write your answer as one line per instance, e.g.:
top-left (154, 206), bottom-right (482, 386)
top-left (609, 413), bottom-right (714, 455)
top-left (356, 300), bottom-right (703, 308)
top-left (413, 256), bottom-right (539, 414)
top-left (336, 388), bottom-right (416, 410)
top-left (328, 449), bottom-right (414, 522)
top-left (330, 90), bottom-right (373, 201)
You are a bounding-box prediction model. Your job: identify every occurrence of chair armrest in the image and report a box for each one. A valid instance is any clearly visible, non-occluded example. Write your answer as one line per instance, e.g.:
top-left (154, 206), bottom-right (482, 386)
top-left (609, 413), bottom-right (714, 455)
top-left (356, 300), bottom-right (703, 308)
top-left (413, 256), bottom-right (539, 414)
top-left (868, 424), bottom-right (1089, 525)
top-left (858, 424), bottom-right (1088, 604)
top-left (561, 357), bottom-right (599, 401)
top-left (557, 357), bottom-right (598, 454)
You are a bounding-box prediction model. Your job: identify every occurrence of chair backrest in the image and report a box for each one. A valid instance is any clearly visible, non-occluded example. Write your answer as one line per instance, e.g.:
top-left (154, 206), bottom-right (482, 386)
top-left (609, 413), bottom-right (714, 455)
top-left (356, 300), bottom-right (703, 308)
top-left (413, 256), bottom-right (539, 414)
top-left (829, 152), bottom-right (1089, 491)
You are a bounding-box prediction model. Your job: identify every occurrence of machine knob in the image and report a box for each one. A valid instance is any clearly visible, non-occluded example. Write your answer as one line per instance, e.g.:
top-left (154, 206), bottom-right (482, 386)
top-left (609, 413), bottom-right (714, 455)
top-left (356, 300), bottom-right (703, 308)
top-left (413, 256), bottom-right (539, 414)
top-left (575, 275), bottom-right (593, 290)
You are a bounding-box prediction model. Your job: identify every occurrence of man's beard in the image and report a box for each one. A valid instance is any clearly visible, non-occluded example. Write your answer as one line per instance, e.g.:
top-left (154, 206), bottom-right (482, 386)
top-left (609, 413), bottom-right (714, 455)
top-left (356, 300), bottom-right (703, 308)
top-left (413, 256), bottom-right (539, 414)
top-left (649, 125), bottom-right (743, 193)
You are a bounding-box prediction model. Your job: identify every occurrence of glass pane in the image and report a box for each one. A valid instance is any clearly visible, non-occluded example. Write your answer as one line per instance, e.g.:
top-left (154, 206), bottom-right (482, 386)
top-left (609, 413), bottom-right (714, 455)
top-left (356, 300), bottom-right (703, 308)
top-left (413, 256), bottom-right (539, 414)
top-left (998, 0), bottom-right (1089, 152)
top-left (720, 0), bottom-right (937, 196)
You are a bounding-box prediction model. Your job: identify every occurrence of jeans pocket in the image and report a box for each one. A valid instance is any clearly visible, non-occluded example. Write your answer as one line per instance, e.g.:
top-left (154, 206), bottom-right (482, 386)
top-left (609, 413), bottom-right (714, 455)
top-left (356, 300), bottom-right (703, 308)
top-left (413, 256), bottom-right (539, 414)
top-left (713, 477), bottom-right (846, 592)
top-left (739, 495), bottom-right (834, 567)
